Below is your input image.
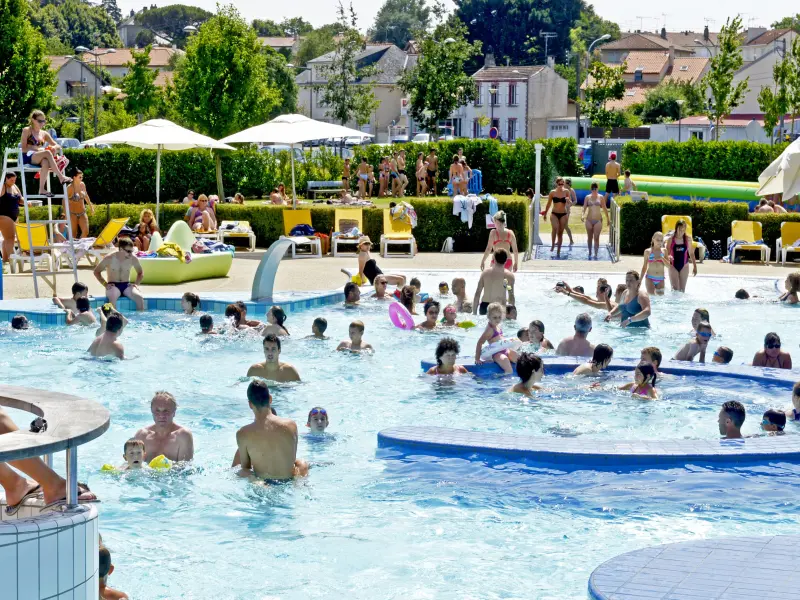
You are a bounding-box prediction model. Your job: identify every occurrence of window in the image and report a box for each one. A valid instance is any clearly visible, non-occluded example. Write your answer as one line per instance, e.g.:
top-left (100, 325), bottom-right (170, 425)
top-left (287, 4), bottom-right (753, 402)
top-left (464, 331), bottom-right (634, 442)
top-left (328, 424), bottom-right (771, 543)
top-left (507, 118), bottom-right (517, 140)
top-left (689, 130), bottom-right (705, 141)
top-left (626, 91), bottom-right (636, 97)
top-left (679, 65), bottom-right (689, 71)
top-left (508, 83), bottom-right (517, 106)
top-left (473, 119), bottom-right (482, 138)
top-left (474, 84), bottom-right (482, 106)
top-left (634, 68), bottom-right (643, 82)
top-left (490, 83), bottom-right (500, 106)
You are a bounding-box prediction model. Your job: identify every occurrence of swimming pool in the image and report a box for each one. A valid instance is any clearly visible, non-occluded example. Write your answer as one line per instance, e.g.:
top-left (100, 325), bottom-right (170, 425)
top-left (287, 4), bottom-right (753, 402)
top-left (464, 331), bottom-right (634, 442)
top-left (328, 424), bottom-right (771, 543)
top-left (1, 272), bottom-right (798, 599)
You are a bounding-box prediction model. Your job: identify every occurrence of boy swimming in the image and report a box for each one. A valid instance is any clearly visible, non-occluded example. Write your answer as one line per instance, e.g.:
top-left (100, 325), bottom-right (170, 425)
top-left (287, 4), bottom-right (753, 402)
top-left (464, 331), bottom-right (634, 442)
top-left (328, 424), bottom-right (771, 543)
top-left (52, 281), bottom-right (89, 312)
top-left (307, 407), bottom-right (329, 433)
top-left (308, 317), bottom-right (328, 339)
top-left (337, 320), bottom-right (373, 352)
top-left (65, 297), bottom-right (97, 326)
top-left (573, 344), bottom-right (614, 376)
top-left (88, 313), bottom-right (125, 359)
top-left (199, 314), bottom-right (216, 335)
top-left (119, 439), bottom-right (146, 471)
top-left (509, 352), bottom-right (544, 397)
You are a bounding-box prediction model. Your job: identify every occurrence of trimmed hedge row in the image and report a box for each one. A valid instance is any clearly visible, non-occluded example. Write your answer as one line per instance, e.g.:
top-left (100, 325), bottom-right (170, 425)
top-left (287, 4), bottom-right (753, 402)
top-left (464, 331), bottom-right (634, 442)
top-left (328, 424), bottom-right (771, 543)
top-left (618, 197), bottom-right (800, 254)
top-left (622, 140), bottom-right (787, 182)
top-left (24, 198), bottom-right (529, 253)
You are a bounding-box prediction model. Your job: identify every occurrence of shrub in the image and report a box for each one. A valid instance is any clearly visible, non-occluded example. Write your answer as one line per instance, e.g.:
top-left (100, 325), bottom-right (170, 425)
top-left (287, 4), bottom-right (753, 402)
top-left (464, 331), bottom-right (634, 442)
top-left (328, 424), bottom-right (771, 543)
top-left (622, 140), bottom-right (787, 182)
top-left (749, 213), bottom-right (800, 250)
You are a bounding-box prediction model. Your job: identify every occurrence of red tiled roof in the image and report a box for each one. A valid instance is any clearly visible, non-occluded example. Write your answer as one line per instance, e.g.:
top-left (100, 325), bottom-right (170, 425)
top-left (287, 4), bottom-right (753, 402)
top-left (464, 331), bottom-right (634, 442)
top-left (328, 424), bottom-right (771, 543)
top-left (79, 47), bottom-right (180, 68)
top-left (153, 70), bottom-right (174, 87)
top-left (603, 33), bottom-right (671, 51)
top-left (623, 51), bottom-right (669, 74)
top-left (606, 85), bottom-right (653, 110)
top-left (47, 56), bottom-right (71, 71)
top-left (665, 57), bottom-right (710, 84)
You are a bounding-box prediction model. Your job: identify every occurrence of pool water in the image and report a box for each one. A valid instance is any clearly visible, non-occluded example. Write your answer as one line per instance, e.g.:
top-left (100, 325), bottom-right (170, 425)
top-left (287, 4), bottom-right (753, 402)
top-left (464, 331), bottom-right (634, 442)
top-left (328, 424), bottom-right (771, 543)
top-left (1, 272), bottom-right (798, 599)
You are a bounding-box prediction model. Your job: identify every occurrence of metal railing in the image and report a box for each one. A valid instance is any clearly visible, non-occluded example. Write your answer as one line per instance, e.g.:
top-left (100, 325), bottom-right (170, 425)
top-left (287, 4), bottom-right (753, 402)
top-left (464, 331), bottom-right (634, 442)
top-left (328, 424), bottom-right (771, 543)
top-left (608, 197), bottom-right (621, 263)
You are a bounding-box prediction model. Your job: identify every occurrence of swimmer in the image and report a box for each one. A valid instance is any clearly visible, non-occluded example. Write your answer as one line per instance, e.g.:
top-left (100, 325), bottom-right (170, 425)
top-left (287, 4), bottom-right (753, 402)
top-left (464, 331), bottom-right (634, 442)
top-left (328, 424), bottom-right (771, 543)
top-left (409, 277), bottom-right (423, 303)
top-left (691, 308), bottom-right (715, 336)
top-left (573, 343), bottom-right (614, 376)
top-left (778, 272), bottom-right (799, 304)
top-left (619, 362), bottom-right (658, 399)
top-left (472, 249), bottom-right (515, 315)
top-left (528, 320), bottom-right (554, 351)
top-left (439, 281), bottom-right (450, 296)
top-left (307, 317), bottom-right (328, 340)
top-left (752, 332), bottom-right (793, 370)
top-left (517, 327), bottom-right (530, 343)
top-left (416, 299), bottom-right (440, 330)
top-left (605, 270), bottom-right (651, 328)
top-left (398, 284), bottom-right (417, 315)
top-left (505, 305), bottom-right (517, 320)
top-left (248, 334), bottom-right (301, 382)
top-left (719, 400), bottom-right (745, 439)
top-left (344, 281), bottom-right (361, 307)
top-left (555, 278), bottom-right (615, 311)
top-left (674, 321), bottom-right (713, 363)
top-left (735, 289), bottom-right (750, 300)
top-left (133, 391), bottom-right (194, 462)
top-left (11, 315), bottom-right (29, 330)
top-left (337, 320), bottom-right (373, 352)
top-left (307, 407), bottom-right (329, 432)
top-left (118, 439), bottom-right (146, 471)
top-left (442, 305), bottom-right (459, 327)
top-left (427, 337), bottom-right (469, 375)
top-left (452, 277), bottom-right (468, 311)
top-left (233, 379), bottom-right (309, 480)
top-left (95, 304), bottom-right (128, 336)
top-left (556, 313), bottom-right (595, 358)
top-left (52, 281), bottom-right (89, 312)
top-left (761, 409), bottom-right (786, 434)
top-left (640, 346), bottom-right (662, 374)
top-left (475, 302), bottom-right (517, 374)
top-left (262, 305), bottom-right (289, 337)
top-left (462, 301), bottom-right (473, 314)
top-left (786, 381), bottom-right (800, 423)
top-left (99, 546), bottom-right (129, 600)
top-left (88, 313), bottom-right (125, 359)
top-left (371, 275), bottom-right (392, 300)
top-left (712, 346), bottom-right (733, 364)
top-left (224, 304), bottom-right (250, 330)
top-left (199, 314), bottom-right (217, 335)
top-left (235, 301), bottom-right (264, 328)
top-left (508, 352), bottom-right (544, 397)
top-left (181, 292), bottom-right (199, 314)
top-left (65, 297), bottom-right (97, 326)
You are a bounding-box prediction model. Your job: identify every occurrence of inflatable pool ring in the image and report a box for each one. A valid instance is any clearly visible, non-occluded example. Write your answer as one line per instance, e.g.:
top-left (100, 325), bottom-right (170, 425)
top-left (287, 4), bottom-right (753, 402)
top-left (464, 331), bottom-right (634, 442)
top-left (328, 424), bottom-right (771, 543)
top-left (149, 454), bottom-right (172, 470)
top-left (457, 321), bottom-right (476, 329)
top-left (350, 273), bottom-right (367, 286)
top-left (480, 338), bottom-right (522, 360)
top-left (388, 302), bottom-right (415, 330)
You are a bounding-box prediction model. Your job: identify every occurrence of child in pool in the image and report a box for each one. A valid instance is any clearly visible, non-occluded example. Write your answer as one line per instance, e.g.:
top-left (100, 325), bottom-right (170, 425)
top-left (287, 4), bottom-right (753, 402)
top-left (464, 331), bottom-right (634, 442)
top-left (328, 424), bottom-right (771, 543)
top-left (528, 320), bottom-right (554, 351)
top-left (691, 308), bottom-right (715, 336)
top-left (99, 545), bottom-right (128, 600)
top-left (118, 439), bottom-right (146, 471)
top-left (66, 297), bottom-right (97, 326)
top-left (505, 305), bottom-right (518, 320)
top-left (53, 281), bottom-right (89, 312)
top-left (337, 320), bottom-right (373, 352)
top-left (438, 281), bottom-right (450, 296)
top-left (88, 313), bottom-right (125, 359)
top-left (441, 305), bottom-right (459, 327)
top-left (416, 299), bottom-right (440, 330)
top-left (307, 407), bottom-right (329, 432)
top-left (573, 343), bottom-right (614, 376)
top-left (11, 315), bottom-right (28, 330)
top-left (261, 305), bottom-right (289, 337)
top-left (452, 277), bottom-right (468, 312)
top-left (786, 381), bottom-right (800, 423)
top-left (619, 361), bottom-right (658, 399)
top-left (409, 277), bottom-right (424, 303)
top-left (640, 231), bottom-right (667, 295)
top-left (235, 301), bottom-right (264, 328)
top-left (224, 304), bottom-right (252, 330)
top-left (95, 304), bottom-right (128, 337)
top-left (199, 314), bottom-right (217, 335)
top-left (517, 327), bottom-right (530, 343)
top-left (181, 292), bottom-right (199, 314)
top-left (712, 346), bottom-right (733, 364)
top-left (307, 317), bottom-right (328, 340)
top-left (427, 337), bottom-right (469, 375)
top-left (674, 321), bottom-right (713, 362)
top-left (761, 409), bottom-right (786, 434)
top-left (475, 302), bottom-right (517, 374)
top-left (508, 352), bottom-right (544, 397)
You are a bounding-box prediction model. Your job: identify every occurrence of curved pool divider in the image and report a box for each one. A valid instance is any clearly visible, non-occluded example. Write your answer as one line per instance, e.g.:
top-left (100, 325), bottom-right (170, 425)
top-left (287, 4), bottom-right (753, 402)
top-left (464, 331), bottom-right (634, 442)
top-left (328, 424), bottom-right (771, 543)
top-left (588, 535), bottom-right (800, 599)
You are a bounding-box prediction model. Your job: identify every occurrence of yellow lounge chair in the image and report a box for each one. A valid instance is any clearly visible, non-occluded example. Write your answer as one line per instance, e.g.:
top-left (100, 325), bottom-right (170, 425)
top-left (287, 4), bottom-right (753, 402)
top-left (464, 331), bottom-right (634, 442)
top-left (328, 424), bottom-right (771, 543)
top-left (279, 209), bottom-right (321, 258)
top-left (58, 217), bottom-right (130, 267)
top-left (727, 220), bottom-right (770, 263)
top-left (332, 208), bottom-right (363, 256)
top-left (776, 221), bottom-right (800, 265)
top-left (381, 208), bottom-right (415, 258)
top-left (661, 215), bottom-right (706, 263)
top-left (9, 223), bottom-right (54, 274)
top-left (218, 220), bottom-right (256, 252)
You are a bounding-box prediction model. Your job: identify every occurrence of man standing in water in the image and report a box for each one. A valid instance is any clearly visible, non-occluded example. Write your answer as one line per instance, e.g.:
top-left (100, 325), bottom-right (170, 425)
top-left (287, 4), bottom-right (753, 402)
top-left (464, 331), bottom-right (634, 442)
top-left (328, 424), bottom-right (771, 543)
top-left (472, 249), bottom-right (515, 315)
top-left (93, 238), bottom-right (144, 310)
top-left (247, 334), bottom-right (301, 382)
top-left (134, 391), bottom-right (194, 462)
top-left (233, 380), bottom-right (309, 480)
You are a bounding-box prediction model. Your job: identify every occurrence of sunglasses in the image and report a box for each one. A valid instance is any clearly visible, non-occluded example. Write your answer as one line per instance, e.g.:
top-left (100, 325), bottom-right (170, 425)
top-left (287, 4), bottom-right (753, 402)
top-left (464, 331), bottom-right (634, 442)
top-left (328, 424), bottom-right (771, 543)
top-left (309, 408), bottom-right (327, 417)
top-left (36, 119), bottom-right (46, 124)
top-left (698, 331), bottom-right (712, 338)
top-left (766, 343), bottom-right (781, 349)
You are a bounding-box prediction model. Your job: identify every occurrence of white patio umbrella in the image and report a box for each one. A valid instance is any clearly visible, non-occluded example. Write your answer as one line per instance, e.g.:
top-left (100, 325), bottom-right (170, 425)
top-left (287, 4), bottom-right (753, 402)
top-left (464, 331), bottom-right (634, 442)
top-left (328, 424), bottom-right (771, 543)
top-left (221, 113), bottom-right (373, 208)
top-left (82, 119), bottom-right (234, 221)
top-left (756, 136), bottom-right (800, 201)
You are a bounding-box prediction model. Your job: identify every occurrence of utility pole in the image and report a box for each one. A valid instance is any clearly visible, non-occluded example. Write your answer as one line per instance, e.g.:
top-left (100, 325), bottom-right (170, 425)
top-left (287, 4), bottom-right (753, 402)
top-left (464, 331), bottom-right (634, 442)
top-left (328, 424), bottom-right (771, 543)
top-left (540, 31), bottom-right (557, 61)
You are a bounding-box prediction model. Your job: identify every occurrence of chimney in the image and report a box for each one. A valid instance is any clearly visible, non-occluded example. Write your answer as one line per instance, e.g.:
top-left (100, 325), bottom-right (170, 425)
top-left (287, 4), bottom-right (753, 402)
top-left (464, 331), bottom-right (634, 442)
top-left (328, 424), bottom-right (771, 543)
top-left (745, 27), bottom-right (767, 44)
top-left (667, 45), bottom-right (675, 68)
top-left (661, 27), bottom-right (667, 40)
top-left (703, 25), bottom-right (709, 41)
top-left (484, 49), bottom-right (496, 68)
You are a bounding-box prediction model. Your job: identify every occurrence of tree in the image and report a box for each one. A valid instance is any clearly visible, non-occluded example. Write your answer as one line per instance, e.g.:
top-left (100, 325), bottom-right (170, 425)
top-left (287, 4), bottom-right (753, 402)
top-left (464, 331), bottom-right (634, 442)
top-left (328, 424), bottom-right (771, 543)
top-left (263, 46), bottom-right (297, 117)
top-left (137, 4), bottom-right (213, 49)
top-left (280, 17), bottom-right (313, 37)
top-left (399, 16), bottom-right (481, 138)
top-left (44, 37), bottom-right (73, 55)
top-left (633, 81), bottom-right (706, 124)
top-left (29, 0), bottom-right (122, 49)
top-left (173, 4), bottom-right (280, 138)
top-left (554, 62), bottom-right (577, 100)
top-left (295, 24), bottom-right (342, 66)
top-left (101, 0), bottom-right (121, 24)
top-left (123, 45), bottom-right (158, 121)
top-left (369, 0), bottom-right (430, 47)
top-left (569, 4), bottom-right (620, 56)
top-left (702, 16), bottom-right (749, 141)
top-left (772, 14), bottom-right (800, 33)
top-left (135, 29), bottom-right (155, 47)
top-left (0, 0), bottom-right (57, 153)
top-left (579, 61), bottom-right (626, 131)
top-left (252, 18), bottom-right (283, 36)
top-left (787, 37), bottom-right (800, 138)
top-left (318, 2), bottom-right (381, 127)
top-left (758, 86), bottom-right (781, 143)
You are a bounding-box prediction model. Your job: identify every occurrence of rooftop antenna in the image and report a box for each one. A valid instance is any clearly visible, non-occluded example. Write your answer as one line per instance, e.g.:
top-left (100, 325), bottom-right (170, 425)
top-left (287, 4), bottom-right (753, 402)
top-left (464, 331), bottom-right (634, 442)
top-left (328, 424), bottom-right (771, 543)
top-left (747, 16), bottom-right (759, 27)
top-left (539, 31), bottom-right (557, 59)
top-left (703, 17), bottom-right (716, 27)
top-left (635, 16), bottom-right (647, 31)
top-left (661, 13), bottom-right (669, 30)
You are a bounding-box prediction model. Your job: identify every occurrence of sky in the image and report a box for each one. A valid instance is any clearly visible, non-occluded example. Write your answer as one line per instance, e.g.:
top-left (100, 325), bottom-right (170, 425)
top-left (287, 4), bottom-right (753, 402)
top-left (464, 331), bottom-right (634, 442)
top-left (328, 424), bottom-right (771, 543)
top-left (116, 0), bottom-right (791, 34)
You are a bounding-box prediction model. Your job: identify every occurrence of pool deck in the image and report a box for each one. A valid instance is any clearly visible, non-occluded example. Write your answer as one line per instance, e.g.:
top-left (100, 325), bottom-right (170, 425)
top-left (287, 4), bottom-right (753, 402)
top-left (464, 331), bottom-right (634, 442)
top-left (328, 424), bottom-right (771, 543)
top-left (588, 535), bottom-right (800, 600)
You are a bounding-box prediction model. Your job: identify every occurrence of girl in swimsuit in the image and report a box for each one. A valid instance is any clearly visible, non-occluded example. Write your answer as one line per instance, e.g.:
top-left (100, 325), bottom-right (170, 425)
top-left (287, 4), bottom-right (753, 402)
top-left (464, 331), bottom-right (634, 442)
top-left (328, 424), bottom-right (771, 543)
top-left (134, 209), bottom-right (159, 251)
top-left (459, 159), bottom-right (471, 195)
top-left (581, 182), bottom-right (609, 259)
top-left (427, 337), bottom-right (469, 375)
top-left (448, 154), bottom-right (464, 194)
top-left (65, 170), bottom-right (94, 239)
top-left (0, 172), bottom-right (23, 262)
top-left (262, 305), bottom-right (289, 337)
top-left (541, 177), bottom-right (570, 257)
top-left (666, 219), bottom-right (696, 292)
top-left (640, 231), bottom-right (667, 295)
top-left (416, 299), bottom-right (440, 330)
top-left (480, 210), bottom-right (519, 271)
top-left (474, 302), bottom-right (517, 374)
top-left (528, 319), bottom-right (554, 351)
top-left (20, 110), bottom-right (72, 197)
top-left (356, 236), bottom-right (406, 287)
top-left (752, 332), bottom-right (793, 370)
top-left (778, 272), bottom-right (799, 305)
top-left (786, 382), bottom-right (800, 423)
top-left (605, 270), bottom-right (651, 328)
top-left (619, 362), bottom-right (658, 400)
top-left (356, 157), bottom-right (370, 198)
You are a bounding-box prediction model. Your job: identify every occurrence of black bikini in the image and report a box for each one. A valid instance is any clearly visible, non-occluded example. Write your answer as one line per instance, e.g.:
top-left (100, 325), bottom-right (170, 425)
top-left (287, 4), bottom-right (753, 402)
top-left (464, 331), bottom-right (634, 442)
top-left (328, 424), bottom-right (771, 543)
top-left (552, 196), bottom-right (568, 219)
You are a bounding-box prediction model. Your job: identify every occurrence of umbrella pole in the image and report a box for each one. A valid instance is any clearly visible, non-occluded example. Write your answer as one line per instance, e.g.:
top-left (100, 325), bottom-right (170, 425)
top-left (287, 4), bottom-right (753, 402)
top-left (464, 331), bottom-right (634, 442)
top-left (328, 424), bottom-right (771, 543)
top-left (156, 145), bottom-right (161, 223)
top-left (291, 143), bottom-right (297, 209)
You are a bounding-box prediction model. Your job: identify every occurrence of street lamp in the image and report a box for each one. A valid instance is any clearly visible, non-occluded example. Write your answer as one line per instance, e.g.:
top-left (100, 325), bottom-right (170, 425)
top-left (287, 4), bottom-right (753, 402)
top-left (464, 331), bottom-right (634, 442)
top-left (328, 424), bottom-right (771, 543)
top-left (576, 34), bottom-right (612, 144)
top-left (489, 85), bottom-right (498, 133)
top-left (676, 99), bottom-right (685, 143)
top-left (76, 45), bottom-right (115, 137)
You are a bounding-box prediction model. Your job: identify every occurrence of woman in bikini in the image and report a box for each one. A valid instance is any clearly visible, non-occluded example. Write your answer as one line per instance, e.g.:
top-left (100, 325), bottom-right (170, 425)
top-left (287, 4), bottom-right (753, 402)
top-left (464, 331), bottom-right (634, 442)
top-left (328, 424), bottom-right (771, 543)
top-left (480, 210), bottom-right (519, 272)
top-left (778, 272), bottom-right (799, 305)
top-left (581, 182), bottom-right (608, 259)
top-left (0, 172), bottom-right (24, 263)
top-left (640, 231), bottom-right (667, 295)
top-left (186, 194), bottom-right (217, 231)
top-left (666, 219), bottom-right (696, 292)
top-left (541, 177), bottom-right (570, 257)
top-left (20, 110), bottom-right (72, 197)
top-left (448, 154), bottom-right (463, 195)
top-left (134, 208), bottom-right (159, 251)
top-left (415, 153), bottom-right (427, 197)
top-left (64, 169), bottom-right (94, 239)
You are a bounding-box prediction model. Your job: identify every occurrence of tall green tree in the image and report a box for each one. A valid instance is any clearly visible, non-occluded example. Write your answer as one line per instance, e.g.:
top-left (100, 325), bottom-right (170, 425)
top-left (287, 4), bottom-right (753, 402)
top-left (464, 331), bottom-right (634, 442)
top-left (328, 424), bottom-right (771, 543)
top-left (569, 4), bottom-right (620, 56)
top-left (252, 18), bottom-right (282, 36)
top-left (280, 17), bottom-right (313, 37)
top-left (295, 23), bottom-right (343, 66)
top-left (137, 4), bottom-right (213, 49)
top-left (787, 37), bottom-right (800, 138)
top-left (123, 45), bottom-right (158, 122)
top-left (632, 81), bottom-right (707, 124)
top-left (0, 0), bottom-right (56, 152)
top-left (369, 0), bottom-right (430, 47)
top-left (758, 86), bottom-right (781, 143)
top-left (580, 61), bottom-right (626, 132)
top-left (772, 14), bottom-right (800, 33)
top-left (318, 2), bottom-right (381, 127)
top-left (399, 16), bottom-right (481, 138)
top-left (101, 0), bottom-right (121, 24)
top-left (263, 45), bottom-right (297, 117)
top-left (702, 16), bottom-right (749, 141)
top-left (174, 5), bottom-right (280, 138)
top-left (29, 0), bottom-right (121, 49)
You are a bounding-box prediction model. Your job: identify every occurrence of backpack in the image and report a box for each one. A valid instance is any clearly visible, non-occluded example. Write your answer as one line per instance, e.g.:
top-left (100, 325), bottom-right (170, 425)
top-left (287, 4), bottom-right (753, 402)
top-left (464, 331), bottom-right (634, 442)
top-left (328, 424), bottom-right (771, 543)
top-left (441, 237), bottom-right (454, 253)
top-left (710, 240), bottom-right (723, 261)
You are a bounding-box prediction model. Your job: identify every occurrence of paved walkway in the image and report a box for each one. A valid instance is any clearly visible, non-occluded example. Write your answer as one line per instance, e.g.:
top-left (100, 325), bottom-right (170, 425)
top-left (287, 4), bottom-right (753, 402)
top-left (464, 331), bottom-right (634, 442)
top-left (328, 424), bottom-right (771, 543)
top-left (2, 250), bottom-right (798, 300)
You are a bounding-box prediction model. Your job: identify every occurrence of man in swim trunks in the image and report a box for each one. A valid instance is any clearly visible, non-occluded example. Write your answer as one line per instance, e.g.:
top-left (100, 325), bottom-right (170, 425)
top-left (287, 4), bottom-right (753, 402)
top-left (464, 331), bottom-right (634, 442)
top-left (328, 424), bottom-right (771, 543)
top-left (472, 249), bottom-right (515, 315)
top-left (396, 150), bottom-right (408, 196)
top-left (356, 157), bottom-right (370, 198)
top-left (426, 149), bottom-right (438, 195)
top-left (342, 158), bottom-right (351, 192)
top-left (605, 152), bottom-right (621, 197)
top-left (233, 380), bottom-right (309, 480)
top-left (556, 313), bottom-right (595, 357)
top-left (247, 334), bottom-right (301, 382)
top-left (133, 391), bottom-right (195, 462)
top-left (93, 238), bottom-right (144, 310)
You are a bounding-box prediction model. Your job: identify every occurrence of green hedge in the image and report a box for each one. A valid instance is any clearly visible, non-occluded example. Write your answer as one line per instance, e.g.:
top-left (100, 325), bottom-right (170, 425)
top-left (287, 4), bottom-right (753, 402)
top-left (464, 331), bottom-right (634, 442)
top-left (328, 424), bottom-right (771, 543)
top-left (622, 140), bottom-right (787, 182)
top-left (24, 198), bottom-right (528, 253)
top-left (618, 198), bottom-right (800, 254)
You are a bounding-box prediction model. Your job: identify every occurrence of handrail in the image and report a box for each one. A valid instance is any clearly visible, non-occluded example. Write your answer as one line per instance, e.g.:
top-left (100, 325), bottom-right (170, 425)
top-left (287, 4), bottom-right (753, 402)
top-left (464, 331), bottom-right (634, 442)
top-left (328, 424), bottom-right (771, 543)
top-left (608, 197), bottom-right (621, 263)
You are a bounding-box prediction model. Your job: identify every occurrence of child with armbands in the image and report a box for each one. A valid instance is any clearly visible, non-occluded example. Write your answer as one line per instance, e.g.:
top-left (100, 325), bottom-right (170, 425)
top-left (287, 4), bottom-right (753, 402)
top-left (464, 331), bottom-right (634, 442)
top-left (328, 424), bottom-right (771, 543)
top-left (475, 302), bottom-right (519, 374)
top-left (119, 439), bottom-right (146, 471)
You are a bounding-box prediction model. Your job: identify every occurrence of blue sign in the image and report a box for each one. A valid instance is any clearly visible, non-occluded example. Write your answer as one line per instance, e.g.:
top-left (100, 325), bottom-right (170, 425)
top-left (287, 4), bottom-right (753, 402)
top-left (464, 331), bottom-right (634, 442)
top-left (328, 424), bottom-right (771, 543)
top-left (489, 127), bottom-right (498, 139)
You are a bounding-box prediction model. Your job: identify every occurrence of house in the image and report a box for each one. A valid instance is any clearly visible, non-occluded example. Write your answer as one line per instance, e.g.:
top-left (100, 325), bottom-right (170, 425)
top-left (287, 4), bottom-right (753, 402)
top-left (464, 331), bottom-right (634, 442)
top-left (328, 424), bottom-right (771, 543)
top-left (741, 28), bottom-right (796, 63)
top-left (649, 115), bottom-right (770, 143)
top-left (47, 56), bottom-right (106, 102)
top-left (117, 11), bottom-right (173, 48)
top-left (600, 30), bottom-right (699, 64)
top-left (731, 30), bottom-right (799, 116)
top-left (259, 36), bottom-right (301, 57)
top-left (296, 44), bottom-right (415, 143)
top-left (79, 47), bottom-right (181, 78)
